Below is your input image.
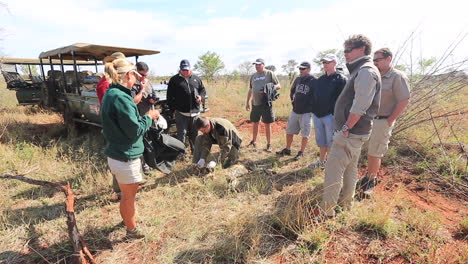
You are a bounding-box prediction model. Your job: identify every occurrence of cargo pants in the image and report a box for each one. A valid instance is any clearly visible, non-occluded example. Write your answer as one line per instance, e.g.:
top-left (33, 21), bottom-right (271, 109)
top-left (320, 131), bottom-right (369, 216)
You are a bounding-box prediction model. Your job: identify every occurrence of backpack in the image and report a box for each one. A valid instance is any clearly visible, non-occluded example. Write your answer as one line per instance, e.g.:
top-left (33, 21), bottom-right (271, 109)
top-left (143, 127), bottom-right (186, 174)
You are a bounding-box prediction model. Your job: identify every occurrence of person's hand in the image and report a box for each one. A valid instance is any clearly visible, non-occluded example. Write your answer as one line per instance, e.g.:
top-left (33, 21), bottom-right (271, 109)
top-left (342, 130), bottom-right (349, 138)
top-left (245, 103), bottom-right (250, 111)
top-left (147, 109), bottom-right (160, 120)
top-left (140, 78), bottom-right (148, 89)
top-left (149, 98), bottom-right (157, 104)
top-left (195, 95), bottom-right (202, 104)
top-left (206, 161), bottom-right (216, 169)
top-left (197, 159), bottom-right (206, 168)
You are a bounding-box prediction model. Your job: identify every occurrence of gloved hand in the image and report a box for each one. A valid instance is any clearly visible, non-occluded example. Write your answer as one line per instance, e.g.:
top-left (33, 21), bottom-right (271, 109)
top-left (206, 161), bottom-right (216, 169)
top-left (197, 159), bottom-right (206, 168)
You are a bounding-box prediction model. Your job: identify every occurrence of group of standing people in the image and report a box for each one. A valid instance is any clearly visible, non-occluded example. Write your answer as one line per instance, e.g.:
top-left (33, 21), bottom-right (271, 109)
top-left (99, 33), bottom-right (410, 239)
top-left (244, 34), bottom-right (410, 219)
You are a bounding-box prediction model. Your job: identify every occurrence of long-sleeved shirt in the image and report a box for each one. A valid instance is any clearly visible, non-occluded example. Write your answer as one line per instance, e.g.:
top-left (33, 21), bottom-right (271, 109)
top-left (167, 73), bottom-right (206, 114)
top-left (314, 72), bottom-right (347, 117)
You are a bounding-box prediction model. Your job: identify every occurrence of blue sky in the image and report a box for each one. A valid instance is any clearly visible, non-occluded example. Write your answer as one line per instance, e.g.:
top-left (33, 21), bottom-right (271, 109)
top-left (1, 0), bottom-right (467, 76)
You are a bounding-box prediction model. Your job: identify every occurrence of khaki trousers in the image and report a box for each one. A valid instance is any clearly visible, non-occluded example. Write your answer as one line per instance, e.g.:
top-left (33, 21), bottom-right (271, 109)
top-left (320, 131), bottom-right (369, 216)
top-left (192, 135), bottom-right (239, 165)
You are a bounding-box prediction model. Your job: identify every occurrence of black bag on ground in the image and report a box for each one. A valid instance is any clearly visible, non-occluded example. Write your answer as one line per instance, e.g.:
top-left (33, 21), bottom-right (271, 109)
top-left (143, 127), bottom-right (186, 174)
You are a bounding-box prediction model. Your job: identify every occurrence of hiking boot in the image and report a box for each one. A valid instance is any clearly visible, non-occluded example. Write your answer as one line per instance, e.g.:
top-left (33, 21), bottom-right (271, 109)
top-left (265, 144), bottom-right (272, 152)
top-left (276, 148), bottom-right (291, 156)
top-left (308, 160), bottom-right (325, 169)
top-left (125, 228), bottom-right (145, 240)
top-left (247, 141), bottom-right (257, 148)
top-left (293, 151), bottom-right (304, 161)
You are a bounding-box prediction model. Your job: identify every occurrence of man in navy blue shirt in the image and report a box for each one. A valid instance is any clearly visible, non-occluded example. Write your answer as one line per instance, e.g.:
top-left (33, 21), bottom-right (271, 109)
top-left (309, 54), bottom-right (347, 168)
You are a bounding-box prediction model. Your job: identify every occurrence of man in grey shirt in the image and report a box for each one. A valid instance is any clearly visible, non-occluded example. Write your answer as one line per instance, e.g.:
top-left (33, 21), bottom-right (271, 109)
top-left (245, 58), bottom-right (281, 151)
top-left (318, 34), bottom-right (381, 218)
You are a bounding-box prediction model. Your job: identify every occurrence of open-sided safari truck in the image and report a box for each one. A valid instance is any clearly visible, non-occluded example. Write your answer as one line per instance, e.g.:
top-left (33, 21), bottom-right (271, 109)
top-left (0, 57), bottom-right (95, 105)
top-left (36, 43), bottom-right (166, 127)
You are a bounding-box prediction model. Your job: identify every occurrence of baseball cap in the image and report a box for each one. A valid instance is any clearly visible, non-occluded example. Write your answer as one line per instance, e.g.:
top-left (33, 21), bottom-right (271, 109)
top-left (103, 52), bottom-right (126, 63)
top-left (298, 61), bottom-right (311, 69)
top-left (180, 59), bottom-right (191, 70)
top-left (321, 54), bottom-right (338, 62)
top-left (252, 58), bottom-right (265, 65)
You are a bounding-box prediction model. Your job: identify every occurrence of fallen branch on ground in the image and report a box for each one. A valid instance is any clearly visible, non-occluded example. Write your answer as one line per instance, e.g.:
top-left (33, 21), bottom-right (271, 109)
top-left (0, 174), bottom-right (96, 264)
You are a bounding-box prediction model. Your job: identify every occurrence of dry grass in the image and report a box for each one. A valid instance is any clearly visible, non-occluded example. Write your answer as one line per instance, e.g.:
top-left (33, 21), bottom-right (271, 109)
top-left (0, 78), bottom-right (467, 264)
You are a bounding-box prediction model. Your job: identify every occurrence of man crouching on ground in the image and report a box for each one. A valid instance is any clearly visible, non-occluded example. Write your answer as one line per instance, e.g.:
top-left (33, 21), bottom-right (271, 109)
top-left (192, 117), bottom-right (243, 170)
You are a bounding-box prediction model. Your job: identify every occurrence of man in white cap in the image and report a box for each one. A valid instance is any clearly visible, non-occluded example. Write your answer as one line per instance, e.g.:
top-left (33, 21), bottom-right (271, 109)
top-left (309, 53), bottom-right (347, 168)
top-left (245, 58), bottom-right (281, 152)
top-left (276, 61), bottom-right (316, 160)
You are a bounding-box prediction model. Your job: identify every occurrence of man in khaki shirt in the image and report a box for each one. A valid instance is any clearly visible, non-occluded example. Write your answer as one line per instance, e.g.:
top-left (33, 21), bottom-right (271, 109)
top-left (358, 48), bottom-right (410, 196)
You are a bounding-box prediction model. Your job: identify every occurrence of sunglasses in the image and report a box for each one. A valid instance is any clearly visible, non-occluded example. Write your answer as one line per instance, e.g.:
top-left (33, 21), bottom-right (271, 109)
top-left (373, 58), bottom-right (385, 62)
top-left (322, 61), bottom-right (333, 64)
top-left (299, 68), bottom-right (308, 71)
top-left (139, 72), bottom-right (148, 77)
top-left (181, 69), bottom-right (189, 72)
top-left (344, 46), bottom-right (359, 54)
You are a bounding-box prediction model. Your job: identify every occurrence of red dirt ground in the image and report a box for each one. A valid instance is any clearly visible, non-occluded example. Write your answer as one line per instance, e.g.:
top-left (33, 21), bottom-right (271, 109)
top-left (235, 118), bottom-right (288, 135)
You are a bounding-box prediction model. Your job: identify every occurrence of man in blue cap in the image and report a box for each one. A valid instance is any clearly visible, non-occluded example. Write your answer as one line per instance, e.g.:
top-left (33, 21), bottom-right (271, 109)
top-left (167, 59), bottom-right (207, 153)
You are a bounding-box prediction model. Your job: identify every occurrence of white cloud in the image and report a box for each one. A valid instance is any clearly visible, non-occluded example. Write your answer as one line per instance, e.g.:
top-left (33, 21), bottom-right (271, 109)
top-left (1, 0), bottom-right (467, 75)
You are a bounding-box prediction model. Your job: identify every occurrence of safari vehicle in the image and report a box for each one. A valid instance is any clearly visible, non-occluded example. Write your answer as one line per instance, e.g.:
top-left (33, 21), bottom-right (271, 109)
top-left (36, 43), bottom-right (166, 127)
top-left (0, 57), bottom-right (96, 105)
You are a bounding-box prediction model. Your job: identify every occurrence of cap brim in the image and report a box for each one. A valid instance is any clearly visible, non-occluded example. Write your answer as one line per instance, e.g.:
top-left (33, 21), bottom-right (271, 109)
top-left (180, 66), bottom-right (190, 70)
top-left (253, 62), bottom-right (264, 65)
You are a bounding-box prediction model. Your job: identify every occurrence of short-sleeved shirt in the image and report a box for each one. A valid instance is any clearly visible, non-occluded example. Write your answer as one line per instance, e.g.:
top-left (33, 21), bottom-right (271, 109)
top-left (378, 67), bottom-right (410, 116)
top-left (250, 70), bottom-right (279, 106)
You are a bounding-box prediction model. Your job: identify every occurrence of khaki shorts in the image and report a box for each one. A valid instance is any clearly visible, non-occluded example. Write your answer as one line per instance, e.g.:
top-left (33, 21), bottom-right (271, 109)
top-left (107, 157), bottom-right (143, 184)
top-left (368, 119), bottom-right (395, 157)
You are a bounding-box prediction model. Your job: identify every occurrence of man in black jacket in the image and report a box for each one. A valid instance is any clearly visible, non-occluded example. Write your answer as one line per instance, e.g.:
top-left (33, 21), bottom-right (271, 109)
top-left (309, 54), bottom-right (347, 168)
top-left (167, 59), bottom-right (206, 152)
top-left (276, 61), bottom-right (316, 160)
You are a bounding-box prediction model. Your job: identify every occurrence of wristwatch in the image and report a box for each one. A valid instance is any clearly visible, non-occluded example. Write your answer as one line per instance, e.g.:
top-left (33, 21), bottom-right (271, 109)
top-left (341, 124), bottom-right (350, 132)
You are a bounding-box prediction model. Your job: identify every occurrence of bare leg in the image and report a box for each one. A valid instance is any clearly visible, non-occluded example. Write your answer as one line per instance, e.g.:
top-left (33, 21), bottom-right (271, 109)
top-left (252, 122), bottom-right (259, 143)
top-left (300, 137), bottom-right (309, 152)
top-left (367, 155), bottom-right (381, 177)
top-left (319, 146), bottom-right (330, 161)
top-left (118, 182), bottom-right (140, 230)
top-left (265, 122), bottom-right (271, 144)
top-left (286, 134), bottom-right (294, 149)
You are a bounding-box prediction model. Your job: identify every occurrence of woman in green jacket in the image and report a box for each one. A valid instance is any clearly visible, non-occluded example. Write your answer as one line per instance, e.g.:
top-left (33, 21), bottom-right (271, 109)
top-left (101, 58), bottom-right (160, 240)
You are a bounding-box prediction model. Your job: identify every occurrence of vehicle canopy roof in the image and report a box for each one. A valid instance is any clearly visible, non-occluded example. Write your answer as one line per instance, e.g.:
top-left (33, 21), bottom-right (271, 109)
top-left (38, 43), bottom-right (160, 61)
top-left (0, 57), bottom-right (100, 66)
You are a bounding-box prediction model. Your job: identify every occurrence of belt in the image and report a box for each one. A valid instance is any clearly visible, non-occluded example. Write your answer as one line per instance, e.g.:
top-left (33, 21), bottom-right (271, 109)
top-left (375, 116), bottom-right (389, 120)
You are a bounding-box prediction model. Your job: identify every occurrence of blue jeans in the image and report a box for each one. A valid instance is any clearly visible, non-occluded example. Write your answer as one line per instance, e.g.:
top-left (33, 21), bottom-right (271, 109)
top-left (312, 114), bottom-right (335, 147)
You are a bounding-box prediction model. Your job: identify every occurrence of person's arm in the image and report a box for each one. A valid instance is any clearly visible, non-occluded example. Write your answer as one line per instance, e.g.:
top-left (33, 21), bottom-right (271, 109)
top-left (290, 78), bottom-right (298, 102)
top-left (166, 77), bottom-right (175, 109)
top-left (271, 72), bottom-right (281, 89)
top-left (133, 89), bottom-right (144, 104)
top-left (245, 75), bottom-right (253, 111)
top-left (387, 73), bottom-right (411, 125)
top-left (387, 99), bottom-right (409, 126)
top-left (343, 69), bottom-right (378, 137)
top-left (114, 96), bottom-right (155, 140)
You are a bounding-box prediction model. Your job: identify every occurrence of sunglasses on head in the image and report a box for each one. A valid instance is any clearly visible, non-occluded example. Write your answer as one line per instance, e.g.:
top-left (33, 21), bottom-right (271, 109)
top-left (344, 46), bottom-right (359, 54)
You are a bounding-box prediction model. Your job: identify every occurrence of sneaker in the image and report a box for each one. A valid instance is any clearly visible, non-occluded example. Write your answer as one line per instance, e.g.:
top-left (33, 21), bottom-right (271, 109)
top-left (308, 160), bottom-right (325, 169)
top-left (265, 144), bottom-right (272, 152)
top-left (125, 228), bottom-right (145, 240)
top-left (276, 148), bottom-right (291, 156)
top-left (357, 175), bottom-right (377, 195)
top-left (247, 141), bottom-right (257, 148)
top-left (293, 151), bottom-right (304, 161)
top-left (142, 163), bottom-right (151, 175)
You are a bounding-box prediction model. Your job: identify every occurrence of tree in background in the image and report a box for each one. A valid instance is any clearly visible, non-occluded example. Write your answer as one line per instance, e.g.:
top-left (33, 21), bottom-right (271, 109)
top-left (19, 65), bottom-right (39, 76)
top-left (238, 61), bottom-right (254, 83)
top-left (281, 59), bottom-right (298, 84)
top-left (265, 65), bottom-right (276, 72)
top-left (193, 51), bottom-right (225, 81)
top-left (312, 49), bottom-right (345, 72)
